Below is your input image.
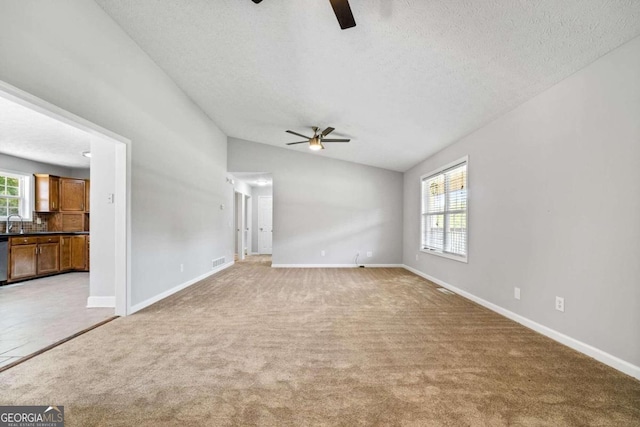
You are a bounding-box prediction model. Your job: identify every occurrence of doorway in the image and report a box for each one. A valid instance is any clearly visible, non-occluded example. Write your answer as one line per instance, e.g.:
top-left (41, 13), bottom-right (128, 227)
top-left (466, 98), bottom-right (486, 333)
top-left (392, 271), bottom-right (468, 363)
top-left (0, 80), bottom-right (130, 370)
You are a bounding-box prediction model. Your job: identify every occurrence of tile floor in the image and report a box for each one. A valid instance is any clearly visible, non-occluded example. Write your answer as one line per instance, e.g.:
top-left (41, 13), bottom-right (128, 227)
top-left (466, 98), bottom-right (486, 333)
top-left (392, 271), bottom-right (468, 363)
top-left (0, 273), bottom-right (114, 368)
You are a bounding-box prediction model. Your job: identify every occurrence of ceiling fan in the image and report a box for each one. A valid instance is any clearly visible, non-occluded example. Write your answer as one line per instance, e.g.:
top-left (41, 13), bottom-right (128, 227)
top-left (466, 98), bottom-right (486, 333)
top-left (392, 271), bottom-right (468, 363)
top-left (285, 127), bottom-right (351, 151)
top-left (251, 0), bottom-right (356, 30)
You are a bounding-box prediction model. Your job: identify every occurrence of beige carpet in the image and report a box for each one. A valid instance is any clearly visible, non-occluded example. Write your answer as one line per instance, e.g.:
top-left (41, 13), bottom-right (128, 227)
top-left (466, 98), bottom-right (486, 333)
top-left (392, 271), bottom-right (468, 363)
top-left (1, 256), bottom-right (638, 426)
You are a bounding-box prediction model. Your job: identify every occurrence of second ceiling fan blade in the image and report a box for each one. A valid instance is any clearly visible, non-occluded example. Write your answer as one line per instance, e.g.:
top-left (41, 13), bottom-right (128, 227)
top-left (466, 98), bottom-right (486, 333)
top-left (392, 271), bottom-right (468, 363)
top-left (286, 130), bottom-right (312, 139)
top-left (328, 0), bottom-right (356, 30)
top-left (321, 127), bottom-right (335, 136)
top-left (322, 139), bottom-right (350, 142)
top-left (286, 141), bottom-right (308, 145)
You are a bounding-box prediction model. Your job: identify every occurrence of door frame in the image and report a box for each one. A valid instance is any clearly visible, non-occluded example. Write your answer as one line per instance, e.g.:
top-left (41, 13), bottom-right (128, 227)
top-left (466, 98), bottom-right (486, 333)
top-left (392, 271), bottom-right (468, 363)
top-left (0, 80), bottom-right (131, 316)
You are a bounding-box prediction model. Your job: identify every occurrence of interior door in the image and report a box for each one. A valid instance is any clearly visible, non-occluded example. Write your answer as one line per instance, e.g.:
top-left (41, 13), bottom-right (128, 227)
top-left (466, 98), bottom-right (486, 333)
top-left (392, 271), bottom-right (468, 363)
top-left (258, 196), bottom-right (273, 255)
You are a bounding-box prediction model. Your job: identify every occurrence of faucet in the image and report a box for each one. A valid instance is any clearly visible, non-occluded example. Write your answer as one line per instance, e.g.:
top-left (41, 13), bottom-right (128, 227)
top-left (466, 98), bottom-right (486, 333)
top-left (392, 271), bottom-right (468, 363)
top-left (6, 214), bottom-right (24, 234)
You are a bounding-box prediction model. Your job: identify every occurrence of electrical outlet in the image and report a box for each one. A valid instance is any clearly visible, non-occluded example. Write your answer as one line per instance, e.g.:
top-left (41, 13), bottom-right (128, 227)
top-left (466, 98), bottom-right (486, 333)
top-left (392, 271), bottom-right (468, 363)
top-left (180, 263), bottom-right (184, 273)
top-left (321, 250), bottom-right (325, 257)
top-left (36, 217), bottom-right (42, 225)
top-left (367, 251), bottom-right (373, 258)
top-left (555, 296), bottom-right (564, 312)
top-left (514, 287), bottom-right (521, 300)
top-left (107, 193), bottom-right (114, 204)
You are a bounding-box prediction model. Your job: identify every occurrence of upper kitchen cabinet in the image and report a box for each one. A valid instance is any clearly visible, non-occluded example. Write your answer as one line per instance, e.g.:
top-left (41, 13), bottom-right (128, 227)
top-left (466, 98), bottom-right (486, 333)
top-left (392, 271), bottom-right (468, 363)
top-left (34, 174), bottom-right (60, 212)
top-left (60, 178), bottom-right (86, 211)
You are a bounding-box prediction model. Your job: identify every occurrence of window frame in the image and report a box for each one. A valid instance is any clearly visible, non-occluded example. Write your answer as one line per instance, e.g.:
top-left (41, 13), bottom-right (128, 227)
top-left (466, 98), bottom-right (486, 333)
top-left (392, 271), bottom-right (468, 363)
top-left (419, 156), bottom-right (469, 263)
top-left (0, 169), bottom-right (33, 222)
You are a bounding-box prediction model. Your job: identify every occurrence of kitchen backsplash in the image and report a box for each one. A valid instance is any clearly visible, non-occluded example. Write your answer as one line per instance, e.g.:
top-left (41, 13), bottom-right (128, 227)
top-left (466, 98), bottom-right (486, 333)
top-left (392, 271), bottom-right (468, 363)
top-left (1, 212), bottom-right (50, 233)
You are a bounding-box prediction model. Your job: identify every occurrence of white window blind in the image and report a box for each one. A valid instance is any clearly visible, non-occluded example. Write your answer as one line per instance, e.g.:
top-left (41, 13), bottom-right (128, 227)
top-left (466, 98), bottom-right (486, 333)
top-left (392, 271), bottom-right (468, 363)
top-left (421, 160), bottom-right (467, 260)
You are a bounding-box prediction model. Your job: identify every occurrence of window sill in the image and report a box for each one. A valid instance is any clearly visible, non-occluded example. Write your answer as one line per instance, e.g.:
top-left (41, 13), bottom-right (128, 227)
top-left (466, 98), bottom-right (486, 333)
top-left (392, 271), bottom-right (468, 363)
top-left (420, 248), bottom-right (468, 264)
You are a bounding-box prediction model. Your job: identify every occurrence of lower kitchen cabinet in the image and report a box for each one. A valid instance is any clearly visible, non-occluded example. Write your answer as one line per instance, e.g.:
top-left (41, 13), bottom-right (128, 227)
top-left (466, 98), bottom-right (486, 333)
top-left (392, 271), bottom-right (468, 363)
top-left (10, 243), bottom-right (38, 280)
top-left (60, 236), bottom-right (72, 271)
top-left (7, 234), bottom-right (89, 283)
top-left (37, 237), bottom-right (60, 275)
top-left (71, 235), bottom-right (87, 270)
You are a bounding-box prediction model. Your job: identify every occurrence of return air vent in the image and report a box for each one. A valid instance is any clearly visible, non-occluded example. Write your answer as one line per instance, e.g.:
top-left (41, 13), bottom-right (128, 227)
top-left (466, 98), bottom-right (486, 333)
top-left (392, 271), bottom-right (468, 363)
top-left (437, 288), bottom-right (455, 295)
top-left (212, 257), bottom-right (226, 268)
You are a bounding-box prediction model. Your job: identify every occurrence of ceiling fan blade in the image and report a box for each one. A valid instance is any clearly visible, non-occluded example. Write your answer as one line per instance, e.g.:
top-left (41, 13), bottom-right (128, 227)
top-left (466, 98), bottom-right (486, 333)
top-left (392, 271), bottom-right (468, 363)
top-left (286, 141), bottom-right (309, 145)
top-left (328, 0), bottom-right (356, 30)
top-left (321, 127), bottom-right (335, 136)
top-left (286, 130), bottom-right (312, 139)
top-left (321, 139), bottom-right (350, 142)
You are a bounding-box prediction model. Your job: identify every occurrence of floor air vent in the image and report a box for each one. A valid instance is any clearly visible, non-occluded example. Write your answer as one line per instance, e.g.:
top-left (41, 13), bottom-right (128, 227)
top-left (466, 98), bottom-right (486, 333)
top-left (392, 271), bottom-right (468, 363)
top-left (437, 288), bottom-right (455, 295)
top-left (212, 257), bottom-right (226, 268)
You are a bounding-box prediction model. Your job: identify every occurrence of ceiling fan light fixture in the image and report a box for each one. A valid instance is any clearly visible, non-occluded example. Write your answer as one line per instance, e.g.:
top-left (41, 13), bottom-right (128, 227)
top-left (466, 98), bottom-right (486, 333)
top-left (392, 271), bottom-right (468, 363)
top-left (309, 137), bottom-right (323, 151)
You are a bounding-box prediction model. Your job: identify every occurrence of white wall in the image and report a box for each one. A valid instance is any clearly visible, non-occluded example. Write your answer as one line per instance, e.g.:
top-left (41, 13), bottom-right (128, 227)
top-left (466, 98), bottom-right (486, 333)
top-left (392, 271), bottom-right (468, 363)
top-left (228, 138), bottom-right (403, 266)
top-left (251, 185), bottom-right (273, 253)
top-left (0, 1), bottom-right (233, 306)
top-left (89, 137), bottom-right (115, 300)
top-left (403, 36), bottom-right (640, 368)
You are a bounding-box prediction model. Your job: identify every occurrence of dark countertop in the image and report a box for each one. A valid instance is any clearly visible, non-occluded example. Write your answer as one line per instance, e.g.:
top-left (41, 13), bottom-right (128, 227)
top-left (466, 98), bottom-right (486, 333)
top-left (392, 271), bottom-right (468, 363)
top-left (0, 231), bottom-right (89, 237)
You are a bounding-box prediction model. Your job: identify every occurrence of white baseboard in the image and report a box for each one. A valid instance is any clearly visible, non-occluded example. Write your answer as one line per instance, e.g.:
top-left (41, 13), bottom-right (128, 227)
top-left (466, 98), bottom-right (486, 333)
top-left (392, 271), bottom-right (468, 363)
top-left (87, 296), bottom-right (115, 308)
top-left (129, 261), bottom-right (234, 314)
top-left (403, 265), bottom-right (640, 380)
top-left (271, 264), bottom-right (404, 268)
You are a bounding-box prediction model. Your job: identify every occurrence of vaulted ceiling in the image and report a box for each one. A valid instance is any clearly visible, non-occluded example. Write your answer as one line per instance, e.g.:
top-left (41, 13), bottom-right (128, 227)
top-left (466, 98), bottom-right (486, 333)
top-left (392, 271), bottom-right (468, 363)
top-left (95, 0), bottom-right (640, 171)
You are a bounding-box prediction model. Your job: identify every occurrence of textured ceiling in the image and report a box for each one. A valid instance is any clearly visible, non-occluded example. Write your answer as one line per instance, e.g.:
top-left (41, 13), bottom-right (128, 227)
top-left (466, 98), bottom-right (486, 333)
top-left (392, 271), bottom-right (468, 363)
top-left (0, 97), bottom-right (91, 168)
top-left (95, 0), bottom-right (640, 171)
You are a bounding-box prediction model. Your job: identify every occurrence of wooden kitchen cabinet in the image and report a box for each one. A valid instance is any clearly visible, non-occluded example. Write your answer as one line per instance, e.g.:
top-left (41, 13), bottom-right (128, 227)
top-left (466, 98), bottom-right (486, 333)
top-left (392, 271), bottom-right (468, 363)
top-left (71, 235), bottom-right (87, 270)
top-left (7, 234), bottom-right (88, 283)
top-left (60, 178), bottom-right (86, 211)
top-left (85, 179), bottom-right (90, 212)
top-left (60, 236), bottom-right (72, 271)
top-left (34, 174), bottom-right (60, 212)
top-left (48, 213), bottom-right (85, 232)
top-left (37, 236), bottom-right (60, 275)
top-left (9, 237), bottom-right (38, 280)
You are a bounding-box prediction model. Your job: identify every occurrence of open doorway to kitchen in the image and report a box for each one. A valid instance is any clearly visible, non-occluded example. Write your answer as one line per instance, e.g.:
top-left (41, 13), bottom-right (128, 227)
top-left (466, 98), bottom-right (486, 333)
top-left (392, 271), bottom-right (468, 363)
top-left (0, 81), bottom-right (129, 371)
top-left (229, 172), bottom-right (272, 264)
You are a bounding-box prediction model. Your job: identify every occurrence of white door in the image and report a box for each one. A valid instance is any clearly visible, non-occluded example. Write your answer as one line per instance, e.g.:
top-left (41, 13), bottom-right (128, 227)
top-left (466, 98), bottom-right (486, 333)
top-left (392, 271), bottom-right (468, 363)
top-left (235, 192), bottom-right (244, 260)
top-left (258, 196), bottom-right (272, 255)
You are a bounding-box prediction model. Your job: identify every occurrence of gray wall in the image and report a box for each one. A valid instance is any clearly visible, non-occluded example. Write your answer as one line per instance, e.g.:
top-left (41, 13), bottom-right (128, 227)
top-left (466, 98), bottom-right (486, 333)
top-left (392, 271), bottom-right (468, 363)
top-left (403, 36), bottom-right (640, 366)
top-left (0, 153), bottom-right (76, 179)
top-left (228, 138), bottom-right (403, 265)
top-left (0, 1), bottom-right (232, 306)
top-left (250, 185), bottom-right (272, 253)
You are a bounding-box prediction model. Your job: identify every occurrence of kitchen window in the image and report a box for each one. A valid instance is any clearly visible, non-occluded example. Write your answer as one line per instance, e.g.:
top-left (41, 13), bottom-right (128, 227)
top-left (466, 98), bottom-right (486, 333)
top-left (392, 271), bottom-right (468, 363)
top-left (0, 170), bottom-right (33, 221)
top-left (420, 157), bottom-right (468, 262)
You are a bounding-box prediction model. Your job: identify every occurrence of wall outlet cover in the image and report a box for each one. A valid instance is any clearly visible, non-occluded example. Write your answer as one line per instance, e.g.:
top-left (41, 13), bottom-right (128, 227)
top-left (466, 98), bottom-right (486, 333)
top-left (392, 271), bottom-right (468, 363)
top-left (321, 250), bottom-right (325, 257)
top-left (555, 296), bottom-right (565, 312)
top-left (514, 287), bottom-right (521, 300)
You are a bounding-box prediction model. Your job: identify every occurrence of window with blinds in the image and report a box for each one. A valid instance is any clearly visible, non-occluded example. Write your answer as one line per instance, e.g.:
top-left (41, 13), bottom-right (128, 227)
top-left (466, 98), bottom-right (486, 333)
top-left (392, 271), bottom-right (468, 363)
top-left (421, 158), bottom-right (467, 261)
